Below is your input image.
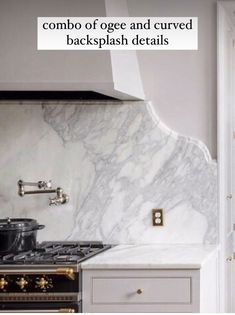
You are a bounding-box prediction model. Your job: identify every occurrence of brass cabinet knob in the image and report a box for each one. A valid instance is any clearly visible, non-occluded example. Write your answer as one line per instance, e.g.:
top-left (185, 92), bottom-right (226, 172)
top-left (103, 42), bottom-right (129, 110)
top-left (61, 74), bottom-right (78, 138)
top-left (137, 288), bottom-right (144, 294)
top-left (0, 278), bottom-right (8, 290)
top-left (16, 277), bottom-right (28, 290)
top-left (36, 277), bottom-right (49, 290)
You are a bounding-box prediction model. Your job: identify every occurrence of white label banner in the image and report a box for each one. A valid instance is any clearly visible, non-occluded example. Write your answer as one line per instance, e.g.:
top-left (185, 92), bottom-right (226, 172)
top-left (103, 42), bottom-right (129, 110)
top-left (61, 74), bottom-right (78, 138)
top-left (37, 17), bottom-right (198, 50)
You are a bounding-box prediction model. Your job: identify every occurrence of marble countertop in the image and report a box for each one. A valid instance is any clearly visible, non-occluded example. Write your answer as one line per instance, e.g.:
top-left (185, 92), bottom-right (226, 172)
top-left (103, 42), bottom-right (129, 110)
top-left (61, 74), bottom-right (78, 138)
top-left (81, 244), bottom-right (218, 270)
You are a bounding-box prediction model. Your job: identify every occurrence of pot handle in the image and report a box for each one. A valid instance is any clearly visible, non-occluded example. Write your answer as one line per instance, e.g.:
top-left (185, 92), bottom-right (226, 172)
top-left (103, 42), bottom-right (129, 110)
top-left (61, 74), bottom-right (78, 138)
top-left (33, 224), bottom-right (45, 231)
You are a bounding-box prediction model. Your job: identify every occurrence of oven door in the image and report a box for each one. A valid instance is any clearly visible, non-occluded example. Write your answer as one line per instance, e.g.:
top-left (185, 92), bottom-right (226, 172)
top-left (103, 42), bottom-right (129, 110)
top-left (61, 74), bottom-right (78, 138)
top-left (0, 302), bottom-right (81, 313)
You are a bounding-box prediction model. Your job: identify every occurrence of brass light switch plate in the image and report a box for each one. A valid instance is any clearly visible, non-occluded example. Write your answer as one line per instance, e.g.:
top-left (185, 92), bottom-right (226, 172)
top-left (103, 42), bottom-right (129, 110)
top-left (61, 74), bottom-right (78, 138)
top-left (152, 209), bottom-right (164, 226)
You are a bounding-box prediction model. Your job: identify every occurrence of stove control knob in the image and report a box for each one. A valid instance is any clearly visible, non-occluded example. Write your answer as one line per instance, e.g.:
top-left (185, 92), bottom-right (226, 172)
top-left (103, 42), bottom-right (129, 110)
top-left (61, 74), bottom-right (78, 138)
top-left (16, 277), bottom-right (28, 290)
top-left (0, 278), bottom-right (8, 290)
top-left (35, 277), bottom-right (52, 290)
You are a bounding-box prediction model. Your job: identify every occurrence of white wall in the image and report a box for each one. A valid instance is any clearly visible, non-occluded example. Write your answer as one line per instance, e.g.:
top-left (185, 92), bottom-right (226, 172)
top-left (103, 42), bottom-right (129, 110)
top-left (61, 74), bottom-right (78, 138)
top-left (127, 0), bottom-right (217, 158)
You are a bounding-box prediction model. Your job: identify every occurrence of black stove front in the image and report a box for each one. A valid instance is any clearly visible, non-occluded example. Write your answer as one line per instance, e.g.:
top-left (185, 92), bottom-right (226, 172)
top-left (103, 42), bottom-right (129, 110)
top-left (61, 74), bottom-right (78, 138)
top-left (0, 302), bottom-right (81, 313)
top-left (0, 241), bottom-right (110, 313)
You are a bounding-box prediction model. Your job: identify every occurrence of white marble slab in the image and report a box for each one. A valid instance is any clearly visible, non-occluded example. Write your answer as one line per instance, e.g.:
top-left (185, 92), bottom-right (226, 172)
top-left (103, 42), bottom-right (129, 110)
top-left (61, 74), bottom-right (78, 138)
top-left (0, 101), bottom-right (217, 244)
top-left (81, 244), bottom-right (218, 269)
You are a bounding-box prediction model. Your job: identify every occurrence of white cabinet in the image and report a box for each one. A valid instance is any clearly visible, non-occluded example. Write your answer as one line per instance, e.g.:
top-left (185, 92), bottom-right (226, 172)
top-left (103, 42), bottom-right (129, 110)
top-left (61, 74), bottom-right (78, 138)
top-left (82, 245), bottom-right (219, 313)
top-left (92, 272), bottom-right (192, 305)
top-left (83, 269), bottom-right (200, 313)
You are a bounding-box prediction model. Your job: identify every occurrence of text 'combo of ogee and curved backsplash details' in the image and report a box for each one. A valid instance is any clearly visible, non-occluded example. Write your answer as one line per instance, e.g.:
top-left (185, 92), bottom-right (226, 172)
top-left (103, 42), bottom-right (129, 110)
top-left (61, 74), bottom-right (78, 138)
top-left (37, 17), bottom-right (198, 50)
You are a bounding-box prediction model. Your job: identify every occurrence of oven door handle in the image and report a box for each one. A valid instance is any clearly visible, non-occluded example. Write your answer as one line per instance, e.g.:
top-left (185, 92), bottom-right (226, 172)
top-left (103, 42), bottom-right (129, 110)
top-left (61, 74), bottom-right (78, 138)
top-left (0, 308), bottom-right (75, 313)
top-left (0, 268), bottom-right (75, 280)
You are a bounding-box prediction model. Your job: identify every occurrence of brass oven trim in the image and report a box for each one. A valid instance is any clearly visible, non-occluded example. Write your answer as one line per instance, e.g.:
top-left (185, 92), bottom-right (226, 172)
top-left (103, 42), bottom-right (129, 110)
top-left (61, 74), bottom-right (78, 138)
top-left (0, 268), bottom-right (76, 280)
top-left (0, 292), bottom-right (80, 302)
top-left (0, 308), bottom-right (75, 313)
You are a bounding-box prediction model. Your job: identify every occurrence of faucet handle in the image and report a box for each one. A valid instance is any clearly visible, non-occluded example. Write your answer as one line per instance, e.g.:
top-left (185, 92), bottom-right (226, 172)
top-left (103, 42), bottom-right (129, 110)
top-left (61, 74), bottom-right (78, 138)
top-left (49, 193), bottom-right (69, 206)
top-left (61, 193), bottom-right (69, 204)
top-left (46, 180), bottom-right (52, 189)
top-left (49, 197), bottom-right (58, 206)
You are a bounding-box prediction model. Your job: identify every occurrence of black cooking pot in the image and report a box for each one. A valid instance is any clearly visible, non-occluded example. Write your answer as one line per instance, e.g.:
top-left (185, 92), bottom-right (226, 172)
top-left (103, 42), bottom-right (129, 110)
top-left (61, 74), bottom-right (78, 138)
top-left (0, 218), bottom-right (45, 254)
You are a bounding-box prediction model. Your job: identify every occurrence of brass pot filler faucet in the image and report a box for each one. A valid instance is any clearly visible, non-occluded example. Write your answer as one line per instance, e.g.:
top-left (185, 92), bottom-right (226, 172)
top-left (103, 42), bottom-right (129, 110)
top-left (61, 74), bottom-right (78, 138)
top-left (18, 180), bottom-right (69, 206)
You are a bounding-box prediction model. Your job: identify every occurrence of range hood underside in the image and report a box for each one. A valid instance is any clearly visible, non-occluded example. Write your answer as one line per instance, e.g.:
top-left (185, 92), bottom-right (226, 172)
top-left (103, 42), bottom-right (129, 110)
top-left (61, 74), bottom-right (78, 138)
top-left (0, 91), bottom-right (118, 101)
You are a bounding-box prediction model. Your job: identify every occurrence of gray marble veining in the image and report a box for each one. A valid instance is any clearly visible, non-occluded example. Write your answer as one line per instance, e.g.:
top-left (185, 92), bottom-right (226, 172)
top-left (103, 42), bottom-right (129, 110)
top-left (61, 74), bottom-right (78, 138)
top-left (0, 101), bottom-right (217, 244)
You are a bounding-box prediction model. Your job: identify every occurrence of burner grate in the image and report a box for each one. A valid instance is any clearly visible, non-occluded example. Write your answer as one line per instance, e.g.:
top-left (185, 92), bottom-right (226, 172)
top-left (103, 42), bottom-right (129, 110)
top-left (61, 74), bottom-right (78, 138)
top-left (0, 242), bottom-right (110, 265)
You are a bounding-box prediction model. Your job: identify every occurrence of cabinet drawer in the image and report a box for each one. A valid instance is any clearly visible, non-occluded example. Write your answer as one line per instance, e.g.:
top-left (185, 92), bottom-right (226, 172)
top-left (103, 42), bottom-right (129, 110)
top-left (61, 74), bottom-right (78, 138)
top-left (92, 277), bottom-right (191, 304)
top-left (83, 269), bottom-right (200, 313)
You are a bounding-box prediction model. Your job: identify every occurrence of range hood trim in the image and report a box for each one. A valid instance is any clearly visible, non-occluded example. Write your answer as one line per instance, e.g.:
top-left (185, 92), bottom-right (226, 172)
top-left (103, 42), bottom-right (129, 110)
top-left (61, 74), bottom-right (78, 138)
top-left (0, 82), bottom-right (142, 100)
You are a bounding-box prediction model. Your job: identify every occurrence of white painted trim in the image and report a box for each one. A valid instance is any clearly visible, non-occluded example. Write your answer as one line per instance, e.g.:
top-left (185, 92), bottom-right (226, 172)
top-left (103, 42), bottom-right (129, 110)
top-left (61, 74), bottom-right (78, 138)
top-left (217, 3), bottom-right (226, 311)
top-left (217, 1), bottom-right (235, 312)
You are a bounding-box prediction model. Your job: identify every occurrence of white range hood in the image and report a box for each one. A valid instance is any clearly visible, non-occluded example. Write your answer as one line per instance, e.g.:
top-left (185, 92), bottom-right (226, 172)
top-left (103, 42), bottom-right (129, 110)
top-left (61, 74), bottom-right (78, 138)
top-left (0, 0), bottom-right (145, 100)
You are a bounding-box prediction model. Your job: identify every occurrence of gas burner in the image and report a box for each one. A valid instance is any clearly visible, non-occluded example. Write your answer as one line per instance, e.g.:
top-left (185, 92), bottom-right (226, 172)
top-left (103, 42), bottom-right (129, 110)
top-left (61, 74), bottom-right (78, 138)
top-left (0, 241), bottom-right (111, 313)
top-left (0, 241), bottom-right (110, 265)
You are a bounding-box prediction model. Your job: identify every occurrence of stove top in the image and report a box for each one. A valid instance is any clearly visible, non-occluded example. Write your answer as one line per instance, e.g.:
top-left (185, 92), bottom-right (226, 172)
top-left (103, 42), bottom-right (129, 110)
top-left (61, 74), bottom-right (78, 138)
top-left (0, 241), bottom-right (111, 265)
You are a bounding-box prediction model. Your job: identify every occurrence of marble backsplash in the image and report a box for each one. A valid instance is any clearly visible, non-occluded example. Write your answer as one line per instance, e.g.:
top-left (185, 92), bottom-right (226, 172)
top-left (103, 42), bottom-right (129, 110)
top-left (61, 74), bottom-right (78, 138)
top-left (0, 101), bottom-right (217, 244)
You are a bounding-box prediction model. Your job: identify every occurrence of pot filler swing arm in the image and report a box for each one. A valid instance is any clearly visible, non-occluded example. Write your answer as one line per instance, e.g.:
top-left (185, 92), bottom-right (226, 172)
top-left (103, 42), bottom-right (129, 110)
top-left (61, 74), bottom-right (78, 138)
top-left (17, 180), bottom-right (69, 206)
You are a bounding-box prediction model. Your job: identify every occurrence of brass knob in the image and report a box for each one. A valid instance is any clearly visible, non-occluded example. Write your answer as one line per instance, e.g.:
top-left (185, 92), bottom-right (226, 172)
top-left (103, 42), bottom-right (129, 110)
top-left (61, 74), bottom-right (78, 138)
top-left (0, 278), bottom-right (8, 290)
top-left (137, 288), bottom-right (144, 294)
top-left (16, 277), bottom-right (28, 290)
top-left (36, 277), bottom-right (49, 290)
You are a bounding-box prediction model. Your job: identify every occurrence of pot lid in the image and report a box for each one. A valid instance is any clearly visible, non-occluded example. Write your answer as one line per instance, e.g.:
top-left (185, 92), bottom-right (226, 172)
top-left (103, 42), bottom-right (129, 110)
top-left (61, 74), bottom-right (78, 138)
top-left (0, 218), bottom-right (38, 231)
